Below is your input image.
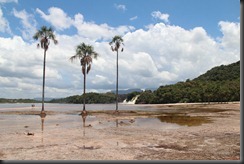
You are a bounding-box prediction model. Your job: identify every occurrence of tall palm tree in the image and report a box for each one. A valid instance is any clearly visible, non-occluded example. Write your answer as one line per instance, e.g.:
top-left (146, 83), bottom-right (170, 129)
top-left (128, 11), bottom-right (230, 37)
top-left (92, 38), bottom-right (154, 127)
top-left (109, 35), bottom-right (124, 112)
top-left (70, 43), bottom-right (98, 115)
top-left (33, 26), bottom-right (58, 116)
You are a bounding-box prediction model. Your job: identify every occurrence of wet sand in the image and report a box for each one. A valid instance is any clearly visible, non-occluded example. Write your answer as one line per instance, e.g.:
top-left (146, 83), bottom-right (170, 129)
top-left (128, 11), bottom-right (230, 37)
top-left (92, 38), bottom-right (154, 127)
top-left (0, 102), bottom-right (240, 160)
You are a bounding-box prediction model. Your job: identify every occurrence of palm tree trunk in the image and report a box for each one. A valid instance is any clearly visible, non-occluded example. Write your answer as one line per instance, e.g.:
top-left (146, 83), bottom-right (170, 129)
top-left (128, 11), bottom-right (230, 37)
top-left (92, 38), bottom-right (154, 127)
top-left (83, 66), bottom-right (86, 111)
top-left (41, 50), bottom-right (46, 112)
top-left (116, 50), bottom-right (119, 111)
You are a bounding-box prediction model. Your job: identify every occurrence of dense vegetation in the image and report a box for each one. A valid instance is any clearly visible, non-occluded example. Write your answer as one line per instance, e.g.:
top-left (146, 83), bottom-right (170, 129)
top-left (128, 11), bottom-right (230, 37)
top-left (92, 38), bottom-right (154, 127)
top-left (135, 61), bottom-right (240, 104)
top-left (50, 92), bottom-right (116, 104)
top-left (0, 98), bottom-right (40, 103)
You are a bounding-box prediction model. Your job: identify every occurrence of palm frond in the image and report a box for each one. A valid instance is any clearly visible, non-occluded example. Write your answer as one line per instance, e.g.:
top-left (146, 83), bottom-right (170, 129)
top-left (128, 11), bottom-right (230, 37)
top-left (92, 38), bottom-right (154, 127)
top-left (92, 52), bottom-right (98, 59)
top-left (53, 39), bottom-right (58, 44)
top-left (70, 55), bottom-right (79, 63)
top-left (87, 64), bottom-right (91, 74)
top-left (82, 66), bottom-right (85, 75)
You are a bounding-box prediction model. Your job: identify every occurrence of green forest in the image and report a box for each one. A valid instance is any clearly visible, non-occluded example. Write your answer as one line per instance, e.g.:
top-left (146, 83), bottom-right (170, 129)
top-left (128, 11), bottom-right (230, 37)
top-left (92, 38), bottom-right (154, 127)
top-left (0, 98), bottom-right (40, 103)
top-left (134, 60), bottom-right (240, 104)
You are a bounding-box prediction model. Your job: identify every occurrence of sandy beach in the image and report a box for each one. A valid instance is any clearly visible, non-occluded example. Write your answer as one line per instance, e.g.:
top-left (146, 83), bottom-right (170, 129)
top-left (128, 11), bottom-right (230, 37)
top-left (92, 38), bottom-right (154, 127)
top-left (0, 102), bottom-right (240, 161)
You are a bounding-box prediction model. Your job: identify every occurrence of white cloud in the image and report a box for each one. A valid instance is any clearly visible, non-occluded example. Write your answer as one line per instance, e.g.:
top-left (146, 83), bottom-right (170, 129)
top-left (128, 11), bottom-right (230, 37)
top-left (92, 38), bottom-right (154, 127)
top-left (123, 22), bottom-right (239, 82)
top-left (36, 7), bottom-right (73, 31)
top-left (0, 7), bottom-right (240, 99)
top-left (0, 36), bottom-right (64, 98)
top-left (218, 21), bottom-right (240, 54)
top-left (36, 7), bottom-right (135, 41)
top-left (130, 16), bottom-right (138, 21)
top-left (12, 8), bottom-right (37, 40)
top-left (114, 4), bottom-right (127, 11)
top-left (151, 11), bottom-right (169, 23)
top-left (0, 0), bottom-right (18, 3)
top-left (0, 7), bottom-right (12, 34)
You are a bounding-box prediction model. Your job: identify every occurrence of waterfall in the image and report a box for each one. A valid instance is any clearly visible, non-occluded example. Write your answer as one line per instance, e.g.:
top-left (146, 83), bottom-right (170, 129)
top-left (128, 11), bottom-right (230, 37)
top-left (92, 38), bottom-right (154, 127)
top-left (123, 95), bottom-right (140, 104)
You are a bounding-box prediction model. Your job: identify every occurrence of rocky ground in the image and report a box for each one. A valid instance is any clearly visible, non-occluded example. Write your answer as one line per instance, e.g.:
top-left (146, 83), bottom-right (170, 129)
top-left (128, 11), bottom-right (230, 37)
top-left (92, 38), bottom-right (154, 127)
top-left (0, 102), bottom-right (241, 161)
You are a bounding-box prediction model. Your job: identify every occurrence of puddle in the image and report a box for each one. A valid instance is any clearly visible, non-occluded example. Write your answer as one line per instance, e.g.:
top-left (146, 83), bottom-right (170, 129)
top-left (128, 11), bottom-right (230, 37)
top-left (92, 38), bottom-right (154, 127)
top-left (89, 117), bottom-right (182, 130)
top-left (156, 114), bottom-right (212, 126)
top-left (189, 108), bottom-right (229, 113)
top-left (84, 114), bottom-right (212, 129)
top-left (148, 144), bottom-right (187, 151)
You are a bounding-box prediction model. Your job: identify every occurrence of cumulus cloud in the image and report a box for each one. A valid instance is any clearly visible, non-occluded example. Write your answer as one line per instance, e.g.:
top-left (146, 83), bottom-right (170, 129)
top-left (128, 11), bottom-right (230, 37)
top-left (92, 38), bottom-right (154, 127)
top-left (0, 6), bottom-right (240, 99)
top-left (36, 7), bottom-right (135, 41)
top-left (73, 18), bottom-right (135, 41)
top-left (123, 22), bottom-right (239, 82)
top-left (0, 36), bottom-right (65, 98)
top-left (0, 7), bottom-right (12, 34)
top-left (36, 7), bottom-right (73, 31)
top-left (151, 11), bottom-right (169, 23)
top-left (114, 4), bottom-right (127, 11)
top-left (12, 8), bottom-right (37, 40)
top-left (218, 21), bottom-right (240, 53)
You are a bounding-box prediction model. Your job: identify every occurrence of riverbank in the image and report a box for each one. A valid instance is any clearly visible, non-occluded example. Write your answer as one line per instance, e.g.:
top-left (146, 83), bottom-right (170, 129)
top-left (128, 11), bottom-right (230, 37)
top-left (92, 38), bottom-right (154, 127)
top-left (0, 102), bottom-right (240, 160)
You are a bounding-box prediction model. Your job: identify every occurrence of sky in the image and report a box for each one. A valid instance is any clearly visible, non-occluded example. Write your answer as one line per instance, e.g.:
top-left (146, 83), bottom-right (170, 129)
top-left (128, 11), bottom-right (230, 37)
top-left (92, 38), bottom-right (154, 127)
top-left (0, 0), bottom-right (240, 99)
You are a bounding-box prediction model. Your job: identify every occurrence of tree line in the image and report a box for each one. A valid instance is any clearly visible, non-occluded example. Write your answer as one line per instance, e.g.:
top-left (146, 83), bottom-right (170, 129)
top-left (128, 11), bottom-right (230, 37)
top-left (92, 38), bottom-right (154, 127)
top-left (134, 60), bottom-right (240, 104)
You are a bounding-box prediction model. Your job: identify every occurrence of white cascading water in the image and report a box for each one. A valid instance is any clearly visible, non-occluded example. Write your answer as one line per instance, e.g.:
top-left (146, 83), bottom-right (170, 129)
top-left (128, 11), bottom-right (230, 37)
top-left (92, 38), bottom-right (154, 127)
top-left (123, 95), bottom-right (140, 104)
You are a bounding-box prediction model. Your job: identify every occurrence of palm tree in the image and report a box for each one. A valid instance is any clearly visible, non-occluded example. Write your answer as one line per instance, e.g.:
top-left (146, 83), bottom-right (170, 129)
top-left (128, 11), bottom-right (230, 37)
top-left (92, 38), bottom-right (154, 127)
top-left (33, 26), bottom-right (58, 116)
top-left (109, 36), bottom-right (124, 112)
top-left (70, 43), bottom-right (98, 116)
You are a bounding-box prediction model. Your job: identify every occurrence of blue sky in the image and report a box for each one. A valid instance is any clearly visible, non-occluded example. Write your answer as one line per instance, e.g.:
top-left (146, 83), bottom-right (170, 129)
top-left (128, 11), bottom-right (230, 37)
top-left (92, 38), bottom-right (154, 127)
top-left (1, 0), bottom-right (239, 38)
top-left (0, 0), bottom-right (240, 99)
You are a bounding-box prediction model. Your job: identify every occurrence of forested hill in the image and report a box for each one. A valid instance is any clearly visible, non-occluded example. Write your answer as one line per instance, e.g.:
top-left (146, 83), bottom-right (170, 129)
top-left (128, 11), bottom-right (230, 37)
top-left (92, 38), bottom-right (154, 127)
top-left (193, 61), bottom-right (240, 81)
top-left (135, 60), bottom-right (240, 104)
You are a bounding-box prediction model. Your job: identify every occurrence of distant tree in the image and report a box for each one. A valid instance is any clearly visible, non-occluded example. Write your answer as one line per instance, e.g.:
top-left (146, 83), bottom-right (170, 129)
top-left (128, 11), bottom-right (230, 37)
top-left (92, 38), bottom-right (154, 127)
top-left (70, 43), bottom-right (98, 115)
top-left (33, 26), bottom-right (58, 115)
top-left (109, 35), bottom-right (124, 112)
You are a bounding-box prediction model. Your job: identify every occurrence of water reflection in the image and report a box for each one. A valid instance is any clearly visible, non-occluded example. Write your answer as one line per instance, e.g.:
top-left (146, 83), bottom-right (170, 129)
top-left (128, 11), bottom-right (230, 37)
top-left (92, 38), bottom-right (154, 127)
top-left (81, 113), bottom-right (87, 136)
top-left (40, 113), bottom-right (46, 143)
top-left (82, 112), bottom-right (87, 128)
top-left (157, 114), bottom-right (212, 126)
top-left (115, 119), bottom-right (118, 127)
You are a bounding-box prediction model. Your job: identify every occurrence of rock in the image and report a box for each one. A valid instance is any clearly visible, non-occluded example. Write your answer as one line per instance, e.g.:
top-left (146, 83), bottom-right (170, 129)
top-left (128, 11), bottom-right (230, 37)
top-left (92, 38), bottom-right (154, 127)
top-left (27, 132), bottom-right (34, 136)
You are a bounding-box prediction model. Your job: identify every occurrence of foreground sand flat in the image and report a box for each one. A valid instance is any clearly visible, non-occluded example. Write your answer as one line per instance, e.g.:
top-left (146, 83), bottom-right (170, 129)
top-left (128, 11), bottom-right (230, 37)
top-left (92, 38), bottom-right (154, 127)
top-left (0, 102), bottom-right (240, 160)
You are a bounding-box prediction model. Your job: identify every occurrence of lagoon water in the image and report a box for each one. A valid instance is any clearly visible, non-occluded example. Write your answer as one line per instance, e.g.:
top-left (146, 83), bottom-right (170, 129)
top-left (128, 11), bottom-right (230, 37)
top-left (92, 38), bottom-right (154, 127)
top-left (0, 103), bottom-right (182, 134)
top-left (0, 103), bottom-right (154, 112)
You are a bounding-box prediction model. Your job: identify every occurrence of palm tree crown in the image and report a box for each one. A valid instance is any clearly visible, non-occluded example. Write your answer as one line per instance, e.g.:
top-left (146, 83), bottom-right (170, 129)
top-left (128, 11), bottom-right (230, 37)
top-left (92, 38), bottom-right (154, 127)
top-left (33, 26), bottom-right (58, 50)
top-left (70, 43), bottom-right (98, 75)
top-left (109, 35), bottom-right (124, 52)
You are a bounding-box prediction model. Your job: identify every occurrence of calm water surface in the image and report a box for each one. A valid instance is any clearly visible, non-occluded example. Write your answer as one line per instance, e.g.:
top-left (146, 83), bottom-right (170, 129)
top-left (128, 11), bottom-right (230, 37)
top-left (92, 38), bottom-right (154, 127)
top-left (0, 103), bottom-right (153, 112)
top-left (0, 103), bottom-right (212, 129)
